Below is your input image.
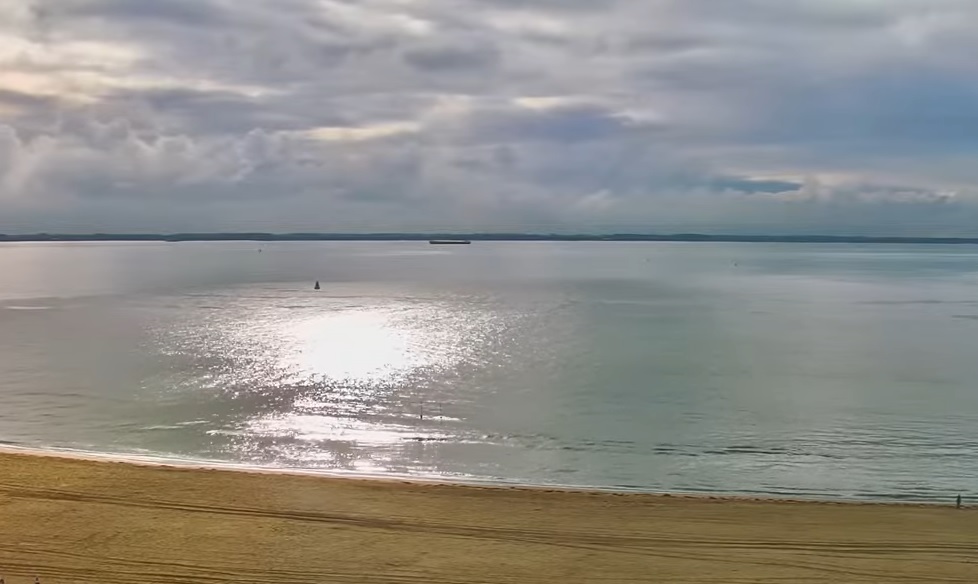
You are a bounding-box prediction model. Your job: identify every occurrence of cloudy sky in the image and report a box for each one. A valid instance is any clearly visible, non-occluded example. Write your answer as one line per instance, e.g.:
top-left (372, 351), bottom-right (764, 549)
top-left (2, 0), bottom-right (978, 234)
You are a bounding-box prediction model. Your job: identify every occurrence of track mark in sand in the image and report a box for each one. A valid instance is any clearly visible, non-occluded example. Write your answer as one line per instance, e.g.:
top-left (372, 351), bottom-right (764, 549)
top-left (0, 547), bottom-right (502, 584)
top-left (1, 482), bottom-right (975, 583)
top-left (4, 482), bottom-right (977, 551)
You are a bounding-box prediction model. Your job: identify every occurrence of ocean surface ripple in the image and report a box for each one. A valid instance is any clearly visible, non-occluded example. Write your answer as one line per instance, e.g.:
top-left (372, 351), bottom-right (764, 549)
top-left (2, 241), bottom-right (978, 502)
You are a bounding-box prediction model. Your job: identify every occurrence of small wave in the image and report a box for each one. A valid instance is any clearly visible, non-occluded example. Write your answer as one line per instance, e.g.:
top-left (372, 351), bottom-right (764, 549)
top-left (4, 305), bottom-right (53, 311)
top-left (952, 314), bottom-right (978, 321)
top-left (206, 429), bottom-right (249, 437)
top-left (558, 445), bottom-right (592, 452)
top-left (651, 447), bottom-right (699, 457)
top-left (859, 299), bottom-right (978, 306)
top-left (704, 445), bottom-right (789, 455)
top-left (140, 422), bottom-right (210, 431)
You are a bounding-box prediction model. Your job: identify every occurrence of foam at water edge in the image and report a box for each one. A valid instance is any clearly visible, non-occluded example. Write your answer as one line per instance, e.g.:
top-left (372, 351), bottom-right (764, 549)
top-left (0, 443), bottom-right (952, 506)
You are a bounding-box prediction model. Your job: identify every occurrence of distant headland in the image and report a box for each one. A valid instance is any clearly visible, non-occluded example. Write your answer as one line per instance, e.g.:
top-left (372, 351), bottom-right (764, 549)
top-left (2, 233), bottom-right (978, 244)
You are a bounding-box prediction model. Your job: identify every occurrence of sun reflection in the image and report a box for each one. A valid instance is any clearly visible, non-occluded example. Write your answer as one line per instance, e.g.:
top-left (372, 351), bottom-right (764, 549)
top-left (281, 310), bottom-right (426, 383)
top-left (246, 413), bottom-right (452, 446)
top-left (170, 290), bottom-right (517, 470)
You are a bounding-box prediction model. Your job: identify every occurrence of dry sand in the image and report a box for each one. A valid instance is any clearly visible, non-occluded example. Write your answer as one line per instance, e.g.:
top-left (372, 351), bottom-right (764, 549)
top-left (0, 451), bottom-right (976, 583)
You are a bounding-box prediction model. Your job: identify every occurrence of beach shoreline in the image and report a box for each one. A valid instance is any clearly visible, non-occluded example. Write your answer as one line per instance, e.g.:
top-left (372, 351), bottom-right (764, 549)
top-left (0, 444), bottom-right (958, 507)
top-left (1, 450), bottom-right (976, 583)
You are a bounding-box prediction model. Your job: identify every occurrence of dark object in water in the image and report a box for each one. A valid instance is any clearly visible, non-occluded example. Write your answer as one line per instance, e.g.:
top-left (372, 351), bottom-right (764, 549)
top-left (314, 281), bottom-right (320, 290)
top-left (957, 494), bottom-right (962, 508)
top-left (429, 240), bottom-right (471, 245)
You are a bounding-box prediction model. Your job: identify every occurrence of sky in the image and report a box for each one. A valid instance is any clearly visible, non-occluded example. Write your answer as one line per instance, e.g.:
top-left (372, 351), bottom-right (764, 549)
top-left (2, 0), bottom-right (978, 235)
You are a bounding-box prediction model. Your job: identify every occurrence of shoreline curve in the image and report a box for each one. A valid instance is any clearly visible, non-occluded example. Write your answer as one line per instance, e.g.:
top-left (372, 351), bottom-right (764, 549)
top-left (0, 443), bottom-right (962, 508)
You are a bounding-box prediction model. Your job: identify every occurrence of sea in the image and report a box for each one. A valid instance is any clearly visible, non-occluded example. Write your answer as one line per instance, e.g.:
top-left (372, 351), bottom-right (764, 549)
top-left (1, 241), bottom-right (977, 502)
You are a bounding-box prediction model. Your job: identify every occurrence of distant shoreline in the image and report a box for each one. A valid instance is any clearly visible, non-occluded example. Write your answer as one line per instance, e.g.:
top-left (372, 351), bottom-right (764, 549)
top-left (3, 232), bottom-right (978, 244)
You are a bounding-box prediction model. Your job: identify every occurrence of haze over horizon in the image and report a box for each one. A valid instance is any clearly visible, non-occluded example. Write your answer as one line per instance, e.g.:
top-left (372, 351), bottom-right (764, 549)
top-left (2, 1), bottom-right (978, 235)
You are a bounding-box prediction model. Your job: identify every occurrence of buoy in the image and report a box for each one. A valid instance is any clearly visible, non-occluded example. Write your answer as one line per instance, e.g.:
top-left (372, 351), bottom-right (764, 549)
top-left (314, 281), bottom-right (320, 290)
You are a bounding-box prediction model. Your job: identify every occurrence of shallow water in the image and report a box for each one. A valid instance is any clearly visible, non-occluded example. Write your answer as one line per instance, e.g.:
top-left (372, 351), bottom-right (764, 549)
top-left (2, 241), bottom-right (978, 501)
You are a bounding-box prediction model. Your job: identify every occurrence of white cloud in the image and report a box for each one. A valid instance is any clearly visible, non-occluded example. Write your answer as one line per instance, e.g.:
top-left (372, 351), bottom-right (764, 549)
top-left (300, 121), bottom-right (420, 142)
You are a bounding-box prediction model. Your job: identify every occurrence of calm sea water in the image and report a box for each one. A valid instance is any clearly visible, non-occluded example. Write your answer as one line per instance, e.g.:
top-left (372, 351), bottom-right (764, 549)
top-left (2, 241), bottom-right (978, 501)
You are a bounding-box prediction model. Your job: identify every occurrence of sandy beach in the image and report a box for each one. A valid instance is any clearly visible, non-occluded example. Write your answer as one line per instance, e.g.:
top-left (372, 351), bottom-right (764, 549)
top-left (0, 451), bottom-right (975, 583)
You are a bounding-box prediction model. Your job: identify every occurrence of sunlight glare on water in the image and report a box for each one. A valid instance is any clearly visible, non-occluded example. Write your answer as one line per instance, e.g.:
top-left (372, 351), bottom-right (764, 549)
top-left (221, 304), bottom-right (473, 461)
top-left (283, 310), bottom-right (424, 384)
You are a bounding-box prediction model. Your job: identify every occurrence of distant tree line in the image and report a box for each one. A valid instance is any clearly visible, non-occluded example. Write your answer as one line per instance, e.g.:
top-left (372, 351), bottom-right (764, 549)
top-left (2, 232), bottom-right (978, 244)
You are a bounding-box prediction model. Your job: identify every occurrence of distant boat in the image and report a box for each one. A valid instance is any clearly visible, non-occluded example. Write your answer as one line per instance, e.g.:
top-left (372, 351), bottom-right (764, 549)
top-left (429, 240), bottom-right (471, 245)
top-left (314, 281), bottom-right (320, 290)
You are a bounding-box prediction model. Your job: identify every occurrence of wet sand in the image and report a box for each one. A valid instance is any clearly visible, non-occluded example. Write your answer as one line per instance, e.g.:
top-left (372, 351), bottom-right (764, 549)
top-left (0, 451), bottom-right (975, 583)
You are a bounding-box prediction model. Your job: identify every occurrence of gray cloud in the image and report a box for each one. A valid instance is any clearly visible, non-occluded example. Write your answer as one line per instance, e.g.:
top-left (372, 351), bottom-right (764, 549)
top-left (2, 0), bottom-right (978, 234)
top-left (59, 0), bottom-right (232, 26)
top-left (402, 39), bottom-right (500, 72)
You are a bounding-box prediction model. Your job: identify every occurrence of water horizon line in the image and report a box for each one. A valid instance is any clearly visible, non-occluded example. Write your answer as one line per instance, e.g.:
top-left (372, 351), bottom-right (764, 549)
top-left (3, 232), bottom-right (978, 244)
